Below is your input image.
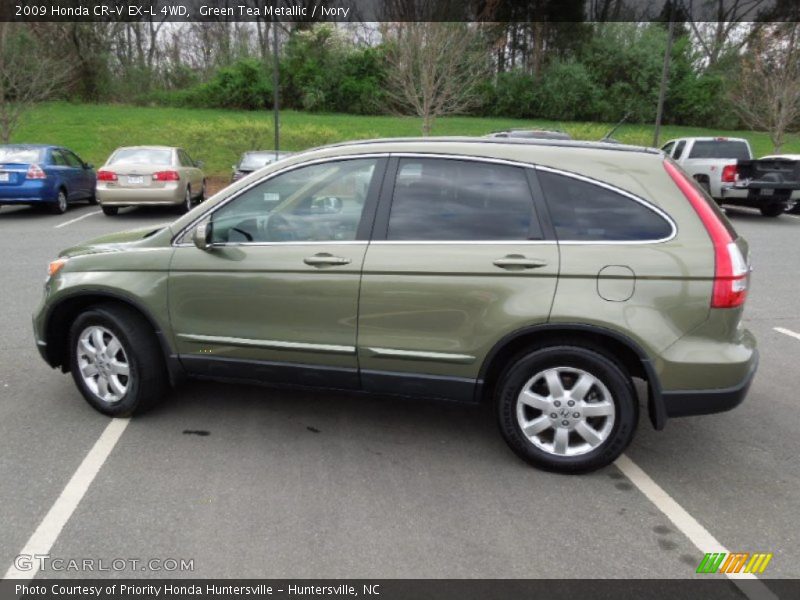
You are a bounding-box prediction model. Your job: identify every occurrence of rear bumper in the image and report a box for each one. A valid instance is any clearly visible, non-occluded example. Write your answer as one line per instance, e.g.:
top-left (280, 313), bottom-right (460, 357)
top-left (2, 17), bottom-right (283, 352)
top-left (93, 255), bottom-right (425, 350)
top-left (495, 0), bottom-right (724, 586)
top-left (662, 350), bottom-right (758, 418)
top-left (97, 183), bottom-right (183, 206)
top-left (0, 181), bottom-right (53, 203)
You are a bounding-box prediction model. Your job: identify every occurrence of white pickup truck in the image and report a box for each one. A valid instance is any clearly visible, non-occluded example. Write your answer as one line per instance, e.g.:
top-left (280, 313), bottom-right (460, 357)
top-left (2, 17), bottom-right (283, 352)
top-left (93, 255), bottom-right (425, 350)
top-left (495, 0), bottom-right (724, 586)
top-left (661, 137), bottom-right (800, 217)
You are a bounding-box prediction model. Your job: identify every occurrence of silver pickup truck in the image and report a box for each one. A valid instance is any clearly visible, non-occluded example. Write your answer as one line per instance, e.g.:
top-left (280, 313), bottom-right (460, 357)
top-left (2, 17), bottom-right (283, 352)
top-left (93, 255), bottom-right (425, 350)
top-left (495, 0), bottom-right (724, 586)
top-left (661, 137), bottom-right (800, 217)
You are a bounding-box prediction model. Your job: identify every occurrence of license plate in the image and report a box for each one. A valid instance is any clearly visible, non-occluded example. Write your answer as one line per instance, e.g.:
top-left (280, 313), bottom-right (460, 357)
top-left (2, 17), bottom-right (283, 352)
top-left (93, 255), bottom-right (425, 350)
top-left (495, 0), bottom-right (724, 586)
top-left (0, 172), bottom-right (9, 182)
top-left (760, 188), bottom-right (774, 196)
top-left (127, 176), bottom-right (144, 185)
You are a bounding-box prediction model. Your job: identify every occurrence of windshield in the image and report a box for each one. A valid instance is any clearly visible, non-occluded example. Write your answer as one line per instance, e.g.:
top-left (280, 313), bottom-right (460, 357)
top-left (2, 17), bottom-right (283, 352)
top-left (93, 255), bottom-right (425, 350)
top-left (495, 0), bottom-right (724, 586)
top-left (0, 147), bottom-right (44, 163)
top-left (239, 154), bottom-right (276, 170)
top-left (109, 148), bottom-right (173, 165)
top-left (688, 141), bottom-right (750, 160)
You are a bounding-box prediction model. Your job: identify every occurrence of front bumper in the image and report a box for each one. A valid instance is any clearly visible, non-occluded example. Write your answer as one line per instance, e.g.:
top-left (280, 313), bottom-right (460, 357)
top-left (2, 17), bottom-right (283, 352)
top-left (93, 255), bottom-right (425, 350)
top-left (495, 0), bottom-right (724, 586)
top-left (661, 350), bottom-right (758, 418)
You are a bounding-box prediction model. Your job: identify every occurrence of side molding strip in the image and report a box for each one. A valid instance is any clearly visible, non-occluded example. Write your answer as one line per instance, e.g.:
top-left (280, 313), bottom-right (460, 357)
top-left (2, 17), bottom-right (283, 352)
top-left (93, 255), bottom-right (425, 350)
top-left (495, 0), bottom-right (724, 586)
top-left (177, 334), bottom-right (356, 355)
top-left (364, 347), bottom-right (476, 364)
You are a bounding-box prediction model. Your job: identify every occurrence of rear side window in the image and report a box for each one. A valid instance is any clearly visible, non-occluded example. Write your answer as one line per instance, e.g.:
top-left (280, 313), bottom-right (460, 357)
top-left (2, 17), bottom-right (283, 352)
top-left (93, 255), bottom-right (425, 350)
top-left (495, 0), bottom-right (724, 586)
top-left (387, 158), bottom-right (540, 241)
top-left (51, 150), bottom-right (68, 166)
top-left (538, 170), bottom-right (673, 242)
top-left (688, 141), bottom-right (750, 160)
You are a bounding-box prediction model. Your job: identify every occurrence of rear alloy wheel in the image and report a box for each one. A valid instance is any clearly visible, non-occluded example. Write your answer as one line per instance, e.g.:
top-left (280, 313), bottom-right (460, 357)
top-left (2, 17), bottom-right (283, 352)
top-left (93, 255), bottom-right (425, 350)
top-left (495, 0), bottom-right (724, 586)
top-left (50, 189), bottom-right (68, 214)
top-left (101, 206), bottom-right (118, 216)
top-left (760, 204), bottom-right (785, 217)
top-left (497, 345), bottom-right (637, 473)
top-left (69, 304), bottom-right (167, 416)
top-left (181, 186), bottom-right (192, 213)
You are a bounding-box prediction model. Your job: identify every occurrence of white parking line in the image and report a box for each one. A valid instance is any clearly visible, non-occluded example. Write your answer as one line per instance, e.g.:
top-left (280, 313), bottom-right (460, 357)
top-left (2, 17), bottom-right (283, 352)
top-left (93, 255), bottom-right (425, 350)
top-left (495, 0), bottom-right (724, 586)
top-left (3, 418), bottom-right (129, 580)
top-left (53, 210), bottom-right (101, 229)
top-left (774, 327), bottom-right (800, 341)
top-left (616, 454), bottom-right (776, 600)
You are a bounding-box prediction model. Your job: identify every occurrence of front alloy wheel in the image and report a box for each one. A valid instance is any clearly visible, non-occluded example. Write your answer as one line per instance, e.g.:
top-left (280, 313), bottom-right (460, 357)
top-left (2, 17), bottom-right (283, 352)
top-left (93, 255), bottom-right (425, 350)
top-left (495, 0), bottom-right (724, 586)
top-left (76, 325), bottom-right (130, 404)
top-left (69, 304), bottom-right (167, 416)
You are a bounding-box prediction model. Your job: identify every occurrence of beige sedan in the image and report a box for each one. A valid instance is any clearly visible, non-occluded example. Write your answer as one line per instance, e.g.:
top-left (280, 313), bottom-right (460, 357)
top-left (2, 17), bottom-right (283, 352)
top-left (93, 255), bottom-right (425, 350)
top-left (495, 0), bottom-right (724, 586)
top-left (96, 146), bottom-right (206, 215)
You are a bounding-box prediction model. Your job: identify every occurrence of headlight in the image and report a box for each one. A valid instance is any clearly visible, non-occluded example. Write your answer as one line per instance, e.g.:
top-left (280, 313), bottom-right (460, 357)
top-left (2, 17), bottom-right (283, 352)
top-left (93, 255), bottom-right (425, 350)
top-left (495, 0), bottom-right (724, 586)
top-left (48, 258), bottom-right (68, 277)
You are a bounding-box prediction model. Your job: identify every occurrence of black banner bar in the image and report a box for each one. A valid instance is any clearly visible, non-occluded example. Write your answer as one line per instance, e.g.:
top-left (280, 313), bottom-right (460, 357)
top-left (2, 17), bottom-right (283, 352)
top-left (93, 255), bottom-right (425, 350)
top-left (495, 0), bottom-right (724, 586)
top-left (2, 580), bottom-right (800, 600)
top-left (2, 0), bottom-right (800, 23)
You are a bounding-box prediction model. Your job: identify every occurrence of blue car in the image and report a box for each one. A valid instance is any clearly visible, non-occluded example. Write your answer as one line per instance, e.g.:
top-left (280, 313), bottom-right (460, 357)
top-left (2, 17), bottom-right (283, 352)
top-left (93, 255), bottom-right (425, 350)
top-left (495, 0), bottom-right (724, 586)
top-left (0, 145), bottom-right (97, 214)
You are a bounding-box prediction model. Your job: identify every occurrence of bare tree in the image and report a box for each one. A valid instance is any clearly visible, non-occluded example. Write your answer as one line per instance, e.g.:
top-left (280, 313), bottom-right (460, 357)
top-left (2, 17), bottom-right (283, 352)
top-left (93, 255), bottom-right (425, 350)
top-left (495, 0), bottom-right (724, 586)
top-left (382, 22), bottom-right (489, 135)
top-left (0, 24), bottom-right (72, 143)
top-left (730, 23), bottom-right (800, 152)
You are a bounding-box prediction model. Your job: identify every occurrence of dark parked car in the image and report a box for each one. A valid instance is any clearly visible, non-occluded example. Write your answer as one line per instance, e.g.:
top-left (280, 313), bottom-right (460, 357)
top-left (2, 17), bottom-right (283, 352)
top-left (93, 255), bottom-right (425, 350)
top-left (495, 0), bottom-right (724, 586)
top-left (0, 145), bottom-right (96, 214)
top-left (231, 151), bottom-right (294, 182)
top-left (485, 129), bottom-right (572, 141)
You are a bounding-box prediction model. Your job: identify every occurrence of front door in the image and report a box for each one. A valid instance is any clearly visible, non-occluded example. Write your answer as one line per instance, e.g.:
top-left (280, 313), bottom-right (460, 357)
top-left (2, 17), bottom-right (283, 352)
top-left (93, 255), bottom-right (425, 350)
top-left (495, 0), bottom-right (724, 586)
top-left (169, 156), bottom-right (386, 389)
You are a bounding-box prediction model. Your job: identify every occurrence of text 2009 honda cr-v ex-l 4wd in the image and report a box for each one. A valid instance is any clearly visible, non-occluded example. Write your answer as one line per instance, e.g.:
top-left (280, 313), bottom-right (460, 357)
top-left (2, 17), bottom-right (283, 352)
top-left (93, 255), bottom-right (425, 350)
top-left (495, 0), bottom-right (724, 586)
top-left (33, 138), bottom-right (758, 473)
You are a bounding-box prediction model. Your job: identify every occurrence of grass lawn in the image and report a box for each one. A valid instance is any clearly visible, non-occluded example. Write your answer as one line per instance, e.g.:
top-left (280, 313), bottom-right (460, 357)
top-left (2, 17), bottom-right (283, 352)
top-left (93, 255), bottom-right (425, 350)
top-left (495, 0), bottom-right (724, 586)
top-left (13, 102), bottom-right (800, 179)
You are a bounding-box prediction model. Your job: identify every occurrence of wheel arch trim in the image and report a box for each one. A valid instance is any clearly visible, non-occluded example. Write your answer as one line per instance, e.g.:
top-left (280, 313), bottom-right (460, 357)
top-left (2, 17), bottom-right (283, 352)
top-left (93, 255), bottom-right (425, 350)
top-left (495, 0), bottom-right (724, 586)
top-left (42, 288), bottom-right (184, 386)
top-left (476, 322), bottom-right (666, 430)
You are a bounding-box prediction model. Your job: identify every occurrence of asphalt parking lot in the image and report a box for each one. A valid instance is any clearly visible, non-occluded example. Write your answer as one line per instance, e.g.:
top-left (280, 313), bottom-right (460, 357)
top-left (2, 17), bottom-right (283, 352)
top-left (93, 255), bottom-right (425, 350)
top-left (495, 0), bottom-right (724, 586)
top-left (0, 202), bottom-right (798, 587)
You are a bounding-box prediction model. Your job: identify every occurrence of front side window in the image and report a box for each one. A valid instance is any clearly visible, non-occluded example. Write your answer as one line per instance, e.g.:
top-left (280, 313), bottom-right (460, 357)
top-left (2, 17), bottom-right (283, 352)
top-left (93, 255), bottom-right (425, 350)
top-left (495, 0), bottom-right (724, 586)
top-left (387, 158), bottom-right (539, 241)
top-left (673, 140), bottom-right (687, 159)
top-left (210, 158), bottom-right (378, 244)
top-left (538, 170), bottom-right (673, 242)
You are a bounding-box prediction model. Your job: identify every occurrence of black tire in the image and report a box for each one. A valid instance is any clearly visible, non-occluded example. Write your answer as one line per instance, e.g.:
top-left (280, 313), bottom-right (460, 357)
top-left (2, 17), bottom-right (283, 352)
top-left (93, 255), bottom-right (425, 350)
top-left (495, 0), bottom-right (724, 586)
top-left (496, 344), bottom-right (638, 474)
top-left (179, 186), bottom-right (192, 214)
top-left (50, 189), bottom-right (68, 214)
top-left (101, 205), bottom-right (118, 216)
top-left (760, 204), bottom-right (784, 217)
top-left (198, 180), bottom-right (207, 202)
top-left (87, 192), bottom-right (98, 205)
top-left (68, 304), bottom-right (167, 417)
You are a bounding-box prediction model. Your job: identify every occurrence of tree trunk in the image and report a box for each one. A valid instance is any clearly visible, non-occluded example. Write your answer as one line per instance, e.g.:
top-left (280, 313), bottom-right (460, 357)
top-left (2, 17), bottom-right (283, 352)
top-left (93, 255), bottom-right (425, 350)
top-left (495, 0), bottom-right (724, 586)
top-left (422, 113), bottom-right (433, 136)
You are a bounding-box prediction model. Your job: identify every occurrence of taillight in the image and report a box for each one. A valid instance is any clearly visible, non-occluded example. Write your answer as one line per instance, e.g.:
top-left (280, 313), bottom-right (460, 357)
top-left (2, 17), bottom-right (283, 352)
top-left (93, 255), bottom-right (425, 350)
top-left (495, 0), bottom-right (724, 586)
top-left (97, 170), bottom-right (117, 181)
top-left (663, 160), bottom-right (749, 308)
top-left (152, 170), bottom-right (180, 182)
top-left (721, 164), bottom-right (738, 183)
top-left (26, 164), bottom-right (46, 179)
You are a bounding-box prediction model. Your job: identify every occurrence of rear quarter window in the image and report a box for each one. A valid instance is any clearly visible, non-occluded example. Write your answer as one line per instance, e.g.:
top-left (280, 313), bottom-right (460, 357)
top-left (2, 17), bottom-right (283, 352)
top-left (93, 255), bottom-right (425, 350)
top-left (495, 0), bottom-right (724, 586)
top-left (537, 170), bottom-right (674, 242)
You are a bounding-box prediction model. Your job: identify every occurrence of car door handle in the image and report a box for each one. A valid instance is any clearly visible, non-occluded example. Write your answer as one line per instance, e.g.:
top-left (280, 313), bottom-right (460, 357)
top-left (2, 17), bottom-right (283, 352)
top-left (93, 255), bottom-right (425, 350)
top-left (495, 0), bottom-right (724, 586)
top-left (303, 253), bottom-right (352, 266)
top-left (492, 255), bottom-right (548, 269)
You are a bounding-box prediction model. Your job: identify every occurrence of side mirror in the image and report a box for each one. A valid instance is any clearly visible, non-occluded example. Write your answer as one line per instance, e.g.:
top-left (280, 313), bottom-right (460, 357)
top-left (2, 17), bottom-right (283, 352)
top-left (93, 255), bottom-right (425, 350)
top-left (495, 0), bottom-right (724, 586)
top-left (193, 222), bottom-right (213, 251)
top-left (85, 163), bottom-right (94, 169)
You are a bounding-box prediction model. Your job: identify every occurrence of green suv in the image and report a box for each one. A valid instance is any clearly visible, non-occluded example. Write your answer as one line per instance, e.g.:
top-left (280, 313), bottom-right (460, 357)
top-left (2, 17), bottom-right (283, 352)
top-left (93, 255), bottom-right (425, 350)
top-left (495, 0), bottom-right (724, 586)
top-left (33, 138), bottom-right (758, 473)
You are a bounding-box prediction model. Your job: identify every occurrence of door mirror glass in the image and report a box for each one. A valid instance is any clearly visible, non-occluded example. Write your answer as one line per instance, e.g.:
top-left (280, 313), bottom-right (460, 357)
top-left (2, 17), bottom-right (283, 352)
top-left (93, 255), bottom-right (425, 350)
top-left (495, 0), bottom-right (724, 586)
top-left (193, 222), bottom-right (212, 251)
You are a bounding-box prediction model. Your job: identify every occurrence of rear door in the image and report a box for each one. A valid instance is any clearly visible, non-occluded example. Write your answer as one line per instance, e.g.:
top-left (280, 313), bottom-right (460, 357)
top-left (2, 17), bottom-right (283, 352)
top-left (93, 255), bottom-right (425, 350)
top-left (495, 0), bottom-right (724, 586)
top-left (50, 149), bottom-right (80, 199)
top-left (62, 149), bottom-right (92, 198)
top-left (357, 156), bottom-right (560, 401)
